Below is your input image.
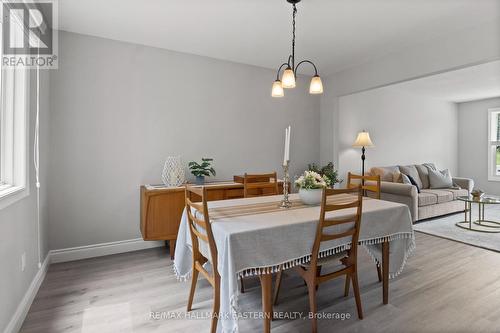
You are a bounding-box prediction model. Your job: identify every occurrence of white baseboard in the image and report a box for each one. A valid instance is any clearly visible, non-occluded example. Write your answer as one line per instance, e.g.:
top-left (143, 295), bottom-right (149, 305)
top-left (3, 255), bottom-right (50, 333)
top-left (49, 238), bottom-right (165, 264)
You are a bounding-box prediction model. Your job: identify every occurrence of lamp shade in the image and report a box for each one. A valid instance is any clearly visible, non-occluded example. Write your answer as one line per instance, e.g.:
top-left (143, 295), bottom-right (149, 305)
top-left (309, 75), bottom-right (323, 94)
top-left (271, 80), bottom-right (284, 97)
top-left (353, 131), bottom-right (374, 147)
top-left (281, 67), bottom-right (296, 88)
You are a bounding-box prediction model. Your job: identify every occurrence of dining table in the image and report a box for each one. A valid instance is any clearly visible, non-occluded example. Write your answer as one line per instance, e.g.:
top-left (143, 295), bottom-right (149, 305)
top-left (173, 193), bottom-right (415, 333)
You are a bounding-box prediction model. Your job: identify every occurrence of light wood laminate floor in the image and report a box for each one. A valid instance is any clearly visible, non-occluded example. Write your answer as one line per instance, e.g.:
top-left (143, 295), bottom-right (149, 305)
top-left (21, 232), bottom-right (500, 333)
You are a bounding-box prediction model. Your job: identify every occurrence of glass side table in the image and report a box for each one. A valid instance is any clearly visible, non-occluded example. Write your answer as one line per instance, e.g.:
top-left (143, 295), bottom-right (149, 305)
top-left (456, 195), bottom-right (500, 233)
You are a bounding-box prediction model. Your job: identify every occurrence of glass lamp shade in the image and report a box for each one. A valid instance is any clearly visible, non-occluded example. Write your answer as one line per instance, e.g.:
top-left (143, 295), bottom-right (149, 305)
top-left (271, 80), bottom-right (284, 97)
top-left (281, 68), bottom-right (296, 88)
top-left (353, 131), bottom-right (374, 147)
top-left (309, 75), bottom-right (323, 94)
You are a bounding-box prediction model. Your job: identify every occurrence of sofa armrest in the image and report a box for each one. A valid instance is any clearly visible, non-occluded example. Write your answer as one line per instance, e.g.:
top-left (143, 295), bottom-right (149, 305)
top-left (379, 181), bottom-right (418, 222)
top-left (380, 181), bottom-right (418, 197)
top-left (452, 177), bottom-right (474, 194)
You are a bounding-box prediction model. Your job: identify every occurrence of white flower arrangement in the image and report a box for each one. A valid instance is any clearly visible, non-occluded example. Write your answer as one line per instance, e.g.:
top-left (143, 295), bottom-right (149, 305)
top-left (295, 170), bottom-right (328, 190)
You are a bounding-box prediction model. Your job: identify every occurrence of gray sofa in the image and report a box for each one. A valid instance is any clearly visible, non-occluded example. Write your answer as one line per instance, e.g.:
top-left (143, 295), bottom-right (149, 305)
top-left (369, 164), bottom-right (474, 222)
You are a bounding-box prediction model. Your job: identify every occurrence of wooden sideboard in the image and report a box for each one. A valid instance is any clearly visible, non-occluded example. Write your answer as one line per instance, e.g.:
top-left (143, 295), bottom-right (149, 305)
top-left (140, 178), bottom-right (285, 258)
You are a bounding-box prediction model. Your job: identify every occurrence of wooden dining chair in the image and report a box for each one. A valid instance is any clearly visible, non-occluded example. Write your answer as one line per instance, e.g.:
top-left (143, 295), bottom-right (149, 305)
top-left (243, 172), bottom-right (279, 198)
top-left (185, 186), bottom-right (220, 333)
top-left (347, 172), bottom-right (381, 199)
top-left (347, 172), bottom-right (383, 282)
top-left (274, 186), bottom-right (364, 333)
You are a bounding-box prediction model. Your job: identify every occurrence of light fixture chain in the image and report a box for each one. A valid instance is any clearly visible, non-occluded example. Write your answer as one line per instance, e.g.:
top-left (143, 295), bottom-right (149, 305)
top-left (272, 0), bottom-right (323, 97)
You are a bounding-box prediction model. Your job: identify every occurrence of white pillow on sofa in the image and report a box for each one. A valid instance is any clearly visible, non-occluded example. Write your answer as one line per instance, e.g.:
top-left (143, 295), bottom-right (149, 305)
top-left (428, 168), bottom-right (453, 188)
top-left (401, 174), bottom-right (412, 185)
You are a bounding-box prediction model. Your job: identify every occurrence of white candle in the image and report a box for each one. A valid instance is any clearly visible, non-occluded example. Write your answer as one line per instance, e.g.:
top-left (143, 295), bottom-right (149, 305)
top-left (287, 127), bottom-right (290, 164)
top-left (284, 126), bottom-right (290, 164)
top-left (287, 126), bottom-right (291, 162)
top-left (283, 127), bottom-right (288, 166)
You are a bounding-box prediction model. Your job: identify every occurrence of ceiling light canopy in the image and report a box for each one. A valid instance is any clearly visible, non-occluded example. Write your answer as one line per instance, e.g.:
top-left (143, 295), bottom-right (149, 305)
top-left (272, 0), bottom-right (323, 98)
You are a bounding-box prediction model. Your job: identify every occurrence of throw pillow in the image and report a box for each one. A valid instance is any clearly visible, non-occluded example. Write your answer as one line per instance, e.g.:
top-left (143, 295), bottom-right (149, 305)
top-left (392, 170), bottom-right (402, 183)
top-left (404, 174), bottom-right (421, 193)
top-left (423, 163), bottom-right (436, 171)
top-left (415, 163), bottom-right (436, 189)
top-left (399, 165), bottom-right (423, 189)
top-left (401, 174), bottom-right (412, 185)
top-left (371, 166), bottom-right (399, 182)
top-left (428, 168), bottom-right (453, 189)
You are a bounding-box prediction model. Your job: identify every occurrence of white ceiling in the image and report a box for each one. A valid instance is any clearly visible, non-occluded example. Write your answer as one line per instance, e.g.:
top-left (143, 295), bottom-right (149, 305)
top-left (58, 0), bottom-right (500, 75)
top-left (389, 61), bottom-right (500, 103)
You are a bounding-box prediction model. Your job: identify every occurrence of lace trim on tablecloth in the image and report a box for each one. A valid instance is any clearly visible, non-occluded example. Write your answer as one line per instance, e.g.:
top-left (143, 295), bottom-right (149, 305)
top-left (172, 262), bottom-right (191, 282)
top-left (362, 232), bottom-right (416, 279)
top-left (234, 231), bottom-right (414, 278)
top-left (172, 231), bottom-right (415, 282)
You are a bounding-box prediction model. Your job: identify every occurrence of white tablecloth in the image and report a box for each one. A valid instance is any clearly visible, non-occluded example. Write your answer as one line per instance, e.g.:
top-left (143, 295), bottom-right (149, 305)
top-left (174, 194), bottom-right (414, 333)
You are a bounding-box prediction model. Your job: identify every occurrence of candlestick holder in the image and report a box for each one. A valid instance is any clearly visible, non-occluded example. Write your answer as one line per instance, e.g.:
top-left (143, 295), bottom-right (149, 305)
top-left (279, 163), bottom-right (292, 208)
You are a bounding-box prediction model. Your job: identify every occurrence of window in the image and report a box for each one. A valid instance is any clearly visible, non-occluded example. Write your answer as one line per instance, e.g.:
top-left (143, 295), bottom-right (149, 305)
top-left (0, 14), bottom-right (30, 208)
top-left (488, 108), bottom-right (500, 181)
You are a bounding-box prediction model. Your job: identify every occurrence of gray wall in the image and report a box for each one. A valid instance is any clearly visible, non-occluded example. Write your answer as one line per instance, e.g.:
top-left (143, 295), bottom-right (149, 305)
top-left (48, 31), bottom-right (320, 250)
top-left (338, 87), bottom-right (458, 180)
top-left (320, 20), bottom-right (500, 165)
top-left (0, 70), bottom-right (50, 332)
top-left (458, 97), bottom-right (500, 195)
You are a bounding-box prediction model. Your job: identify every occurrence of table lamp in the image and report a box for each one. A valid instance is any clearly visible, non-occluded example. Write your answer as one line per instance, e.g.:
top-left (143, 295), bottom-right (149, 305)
top-left (352, 130), bottom-right (374, 176)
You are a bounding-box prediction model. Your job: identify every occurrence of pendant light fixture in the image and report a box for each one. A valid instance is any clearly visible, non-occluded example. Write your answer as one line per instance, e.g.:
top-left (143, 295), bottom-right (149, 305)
top-left (272, 0), bottom-right (323, 97)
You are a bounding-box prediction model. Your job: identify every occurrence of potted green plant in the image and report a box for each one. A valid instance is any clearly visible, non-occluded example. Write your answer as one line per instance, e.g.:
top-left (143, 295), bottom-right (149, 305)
top-left (295, 171), bottom-right (327, 205)
top-left (188, 158), bottom-right (216, 185)
top-left (307, 162), bottom-right (341, 188)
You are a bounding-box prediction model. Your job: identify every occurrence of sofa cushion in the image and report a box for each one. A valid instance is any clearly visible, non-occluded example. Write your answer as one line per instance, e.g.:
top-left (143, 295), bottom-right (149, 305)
top-left (420, 189), bottom-right (454, 204)
top-left (442, 188), bottom-right (469, 199)
top-left (371, 166), bottom-right (399, 182)
top-left (418, 192), bottom-right (438, 206)
top-left (399, 165), bottom-right (423, 189)
top-left (415, 163), bottom-right (436, 189)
